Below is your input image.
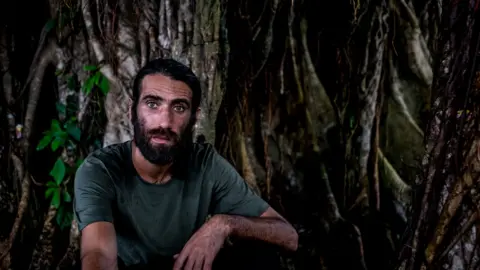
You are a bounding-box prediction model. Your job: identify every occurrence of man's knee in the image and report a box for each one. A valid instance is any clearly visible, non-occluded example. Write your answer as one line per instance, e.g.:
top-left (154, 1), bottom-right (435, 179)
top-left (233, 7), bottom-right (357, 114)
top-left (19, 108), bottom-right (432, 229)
top-left (213, 240), bottom-right (282, 270)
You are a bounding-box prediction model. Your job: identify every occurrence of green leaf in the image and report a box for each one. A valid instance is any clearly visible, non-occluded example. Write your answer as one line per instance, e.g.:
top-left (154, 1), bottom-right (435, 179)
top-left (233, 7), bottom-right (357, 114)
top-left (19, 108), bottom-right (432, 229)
top-left (65, 122), bottom-right (81, 141)
top-left (63, 190), bottom-right (72, 202)
top-left (66, 104), bottom-right (78, 117)
top-left (51, 136), bottom-right (66, 151)
top-left (83, 65), bottom-right (98, 71)
top-left (46, 181), bottom-right (58, 188)
top-left (51, 189), bottom-right (61, 208)
top-left (75, 158), bottom-right (84, 168)
top-left (67, 76), bottom-right (77, 90)
top-left (56, 102), bottom-right (66, 115)
top-left (93, 71), bottom-right (101, 84)
top-left (56, 205), bottom-right (65, 226)
top-left (61, 212), bottom-right (73, 230)
top-left (45, 18), bottom-right (56, 33)
top-left (52, 129), bottom-right (68, 139)
top-left (36, 134), bottom-right (53, 151)
top-left (45, 187), bottom-right (56, 199)
top-left (50, 158), bottom-right (66, 185)
top-left (350, 115), bottom-right (355, 129)
top-left (51, 119), bottom-right (62, 132)
top-left (82, 76), bottom-right (96, 94)
top-left (98, 75), bottom-right (110, 95)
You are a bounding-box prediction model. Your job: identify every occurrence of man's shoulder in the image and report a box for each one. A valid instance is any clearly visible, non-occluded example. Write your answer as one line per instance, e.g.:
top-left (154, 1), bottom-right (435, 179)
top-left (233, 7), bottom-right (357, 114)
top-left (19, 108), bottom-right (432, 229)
top-left (187, 142), bottom-right (236, 176)
top-left (189, 142), bottom-right (218, 167)
top-left (82, 140), bottom-right (131, 171)
top-left (75, 141), bottom-right (131, 190)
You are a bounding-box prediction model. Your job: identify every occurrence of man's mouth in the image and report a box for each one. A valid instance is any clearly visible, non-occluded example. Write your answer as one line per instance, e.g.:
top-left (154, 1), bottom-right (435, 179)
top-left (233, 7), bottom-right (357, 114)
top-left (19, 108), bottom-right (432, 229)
top-left (150, 135), bottom-right (171, 144)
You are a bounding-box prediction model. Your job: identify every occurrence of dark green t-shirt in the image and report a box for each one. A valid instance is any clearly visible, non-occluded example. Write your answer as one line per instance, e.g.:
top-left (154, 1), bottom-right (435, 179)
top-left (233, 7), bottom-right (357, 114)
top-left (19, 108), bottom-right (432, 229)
top-left (73, 141), bottom-right (269, 266)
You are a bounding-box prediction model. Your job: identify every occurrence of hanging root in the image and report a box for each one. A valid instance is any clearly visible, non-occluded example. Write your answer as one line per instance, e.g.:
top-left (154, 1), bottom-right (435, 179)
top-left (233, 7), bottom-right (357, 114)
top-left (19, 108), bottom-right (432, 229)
top-left (388, 52), bottom-right (424, 137)
top-left (434, 207), bottom-right (479, 267)
top-left (81, 0), bottom-right (121, 88)
top-left (138, 0), bottom-right (157, 64)
top-left (320, 164), bottom-right (342, 223)
top-left (0, 154), bottom-right (24, 267)
top-left (235, 113), bottom-right (260, 194)
top-left (287, 0), bottom-right (304, 104)
top-left (139, 16), bottom-right (149, 68)
top-left (300, 18), bottom-right (336, 133)
top-left (10, 154), bottom-right (24, 189)
top-left (30, 147), bottom-right (73, 269)
top-left (158, 0), bottom-right (170, 50)
top-left (368, 91), bottom-right (382, 211)
top-left (406, 99), bottom-right (447, 269)
top-left (358, 8), bottom-right (387, 186)
top-left (0, 41), bottom-right (57, 266)
top-left (424, 172), bottom-right (475, 265)
top-left (252, 0), bottom-right (279, 79)
top-left (397, 0), bottom-right (433, 86)
top-left (261, 90), bottom-right (273, 199)
top-left (116, 1), bottom-right (140, 79)
top-left (0, 172), bottom-right (30, 265)
top-left (29, 205), bottom-right (57, 270)
top-left (378, 149), bottom-right (412, 205)
top-left (303, 150), bottom-right (368, 269)
top-left (57, 220), bottom-right (80, 269)
top-left (13, 21), bottom-right (51, 104)
top-left (23, 41), bottom-right (57, 152)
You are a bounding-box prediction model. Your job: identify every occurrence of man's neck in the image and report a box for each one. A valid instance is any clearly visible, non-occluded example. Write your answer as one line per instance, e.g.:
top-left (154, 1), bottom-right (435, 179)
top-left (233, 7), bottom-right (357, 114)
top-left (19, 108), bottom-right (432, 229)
top-left (131, 142), bottom-right (173, 184)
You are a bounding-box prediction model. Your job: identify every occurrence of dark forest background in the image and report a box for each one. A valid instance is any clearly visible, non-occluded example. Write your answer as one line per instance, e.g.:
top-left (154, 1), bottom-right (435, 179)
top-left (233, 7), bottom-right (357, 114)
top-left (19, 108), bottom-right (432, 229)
top-left (1, 0), bottom-right (480, 269)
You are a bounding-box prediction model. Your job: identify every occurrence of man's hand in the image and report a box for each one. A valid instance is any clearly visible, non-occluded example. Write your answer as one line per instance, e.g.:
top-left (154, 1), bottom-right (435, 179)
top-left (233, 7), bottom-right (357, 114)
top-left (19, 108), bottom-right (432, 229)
top-left (173, 215), bottom-right (230, 270)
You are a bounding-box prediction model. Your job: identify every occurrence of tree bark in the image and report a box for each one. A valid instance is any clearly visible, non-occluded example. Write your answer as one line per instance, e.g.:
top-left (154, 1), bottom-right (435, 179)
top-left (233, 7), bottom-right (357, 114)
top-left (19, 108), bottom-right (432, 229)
top-left (0, 0), bottom-right (463, 269)
top-left (397, 1), bottom-right (480, 269)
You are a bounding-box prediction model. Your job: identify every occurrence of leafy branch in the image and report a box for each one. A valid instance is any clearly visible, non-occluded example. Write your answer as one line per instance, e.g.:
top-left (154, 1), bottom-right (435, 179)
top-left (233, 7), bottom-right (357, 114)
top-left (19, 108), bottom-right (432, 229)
top-left (82, 64), bottom-right (109, 95)
top-left (35, 63), bottom-right (110, 229)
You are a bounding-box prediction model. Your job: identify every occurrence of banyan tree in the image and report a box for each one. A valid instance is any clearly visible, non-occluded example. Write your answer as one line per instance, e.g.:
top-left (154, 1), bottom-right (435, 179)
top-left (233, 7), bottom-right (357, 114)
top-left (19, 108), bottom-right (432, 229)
top-left (1, 0), bottom-right (479, 269)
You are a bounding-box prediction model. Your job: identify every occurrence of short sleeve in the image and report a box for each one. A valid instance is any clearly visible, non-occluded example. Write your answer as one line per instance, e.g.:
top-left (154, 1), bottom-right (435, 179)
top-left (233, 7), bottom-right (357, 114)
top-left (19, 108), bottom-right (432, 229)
top-left (74, 157), bottom-right (116, 231)
top-left (209, 151), bottom-right (269, 217)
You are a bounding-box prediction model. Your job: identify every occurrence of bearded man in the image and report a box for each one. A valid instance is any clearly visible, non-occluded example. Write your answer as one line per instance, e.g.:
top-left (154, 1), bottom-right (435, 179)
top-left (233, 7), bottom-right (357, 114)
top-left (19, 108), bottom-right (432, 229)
top-left (73, 58), bottom-right (298, 270)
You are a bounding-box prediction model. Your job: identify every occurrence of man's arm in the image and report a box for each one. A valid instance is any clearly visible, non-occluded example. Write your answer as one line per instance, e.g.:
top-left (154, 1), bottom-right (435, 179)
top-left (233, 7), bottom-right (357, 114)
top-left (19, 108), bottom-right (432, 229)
top-left (217, 206), bottom-right (298, 251)
top-left (209, 148), bottom-right (298, 251)
top-left (81, 222), bottom-right (118, 270)
top-left (174, 147), bottom-right (298, 270)
top-left (173, 207), bottom-right (298, 270)
top-left (74, 157), bottom-right (117, 270)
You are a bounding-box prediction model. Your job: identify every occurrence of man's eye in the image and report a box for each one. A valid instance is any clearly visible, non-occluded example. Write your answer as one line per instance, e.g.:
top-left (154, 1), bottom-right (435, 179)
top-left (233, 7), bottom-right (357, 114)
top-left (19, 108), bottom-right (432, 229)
top-left (173, 105), bottom-right (185, 112)
top-left (146, 102), bottom-right (157, 108)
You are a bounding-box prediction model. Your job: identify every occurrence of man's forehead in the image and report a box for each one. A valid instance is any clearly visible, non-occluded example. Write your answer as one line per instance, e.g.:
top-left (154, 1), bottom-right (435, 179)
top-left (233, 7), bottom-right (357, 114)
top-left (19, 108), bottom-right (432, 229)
top-left (141, 74), bottom-right (192, 100)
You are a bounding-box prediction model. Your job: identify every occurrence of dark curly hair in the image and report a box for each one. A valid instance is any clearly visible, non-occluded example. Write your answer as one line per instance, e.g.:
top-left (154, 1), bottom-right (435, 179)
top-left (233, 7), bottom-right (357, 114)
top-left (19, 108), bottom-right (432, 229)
top-left (131, 58), bottom-right (202, 116)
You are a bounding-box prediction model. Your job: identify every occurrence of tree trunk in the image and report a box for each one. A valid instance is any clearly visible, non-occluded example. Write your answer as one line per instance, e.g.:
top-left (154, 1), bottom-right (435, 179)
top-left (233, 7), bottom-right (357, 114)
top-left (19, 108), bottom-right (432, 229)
top-left (397, 1), bottom-right (480, 269)
top-left (1, 0), bottom-right (469, 269)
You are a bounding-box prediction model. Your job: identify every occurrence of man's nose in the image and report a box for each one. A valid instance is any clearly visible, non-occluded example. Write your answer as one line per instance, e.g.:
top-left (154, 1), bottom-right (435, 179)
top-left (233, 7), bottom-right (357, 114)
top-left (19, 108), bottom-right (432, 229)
top-left (157, 106), bottom-right (173, 129)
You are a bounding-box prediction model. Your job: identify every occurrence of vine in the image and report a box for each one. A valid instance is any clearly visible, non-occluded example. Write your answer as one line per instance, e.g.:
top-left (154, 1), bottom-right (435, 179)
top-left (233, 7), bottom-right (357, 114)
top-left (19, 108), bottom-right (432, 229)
top-left (35, 64), bottom-right (109, 230)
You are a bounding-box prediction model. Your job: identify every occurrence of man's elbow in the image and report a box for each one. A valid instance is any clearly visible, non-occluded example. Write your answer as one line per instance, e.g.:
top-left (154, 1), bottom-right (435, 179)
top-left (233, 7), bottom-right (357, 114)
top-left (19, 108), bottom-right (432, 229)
top-left (286, 227), bottom-right (299, 252)
top-left (280, 221), bottom-right (298, 252)
top-left (81, 249), bottom-right (117, 270)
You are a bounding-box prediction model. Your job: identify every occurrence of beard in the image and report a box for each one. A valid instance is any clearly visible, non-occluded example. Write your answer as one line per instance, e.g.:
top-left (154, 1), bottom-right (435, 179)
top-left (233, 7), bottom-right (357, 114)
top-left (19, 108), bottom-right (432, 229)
top-left (132, 113), bottom-right (194, 165)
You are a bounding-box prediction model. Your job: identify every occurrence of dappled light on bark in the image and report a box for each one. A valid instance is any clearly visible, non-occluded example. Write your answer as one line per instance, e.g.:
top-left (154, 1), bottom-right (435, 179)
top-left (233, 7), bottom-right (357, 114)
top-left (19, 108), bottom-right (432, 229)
top-left (396, 1), bottom-right (480, 269)
top-left (1, 0), bottom-right (480, 269)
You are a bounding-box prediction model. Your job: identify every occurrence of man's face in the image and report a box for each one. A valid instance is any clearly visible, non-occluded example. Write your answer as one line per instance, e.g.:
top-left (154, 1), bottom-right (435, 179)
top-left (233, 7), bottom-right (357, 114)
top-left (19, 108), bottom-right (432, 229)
top-left (132, 74), bottom-right (196, 165)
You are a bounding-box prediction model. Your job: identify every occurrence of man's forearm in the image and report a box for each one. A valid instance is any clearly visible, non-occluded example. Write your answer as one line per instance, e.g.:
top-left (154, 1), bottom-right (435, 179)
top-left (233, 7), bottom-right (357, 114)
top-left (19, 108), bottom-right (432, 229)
top-left (217, 214), bottom-right (298, 251)
top-left (81, 250), bottom-right (118, 270)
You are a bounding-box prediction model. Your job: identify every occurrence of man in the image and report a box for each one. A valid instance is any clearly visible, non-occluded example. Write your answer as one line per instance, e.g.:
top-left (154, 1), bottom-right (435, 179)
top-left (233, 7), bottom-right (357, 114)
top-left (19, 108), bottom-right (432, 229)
top-left (74, 58), bottom-right (298, 270)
